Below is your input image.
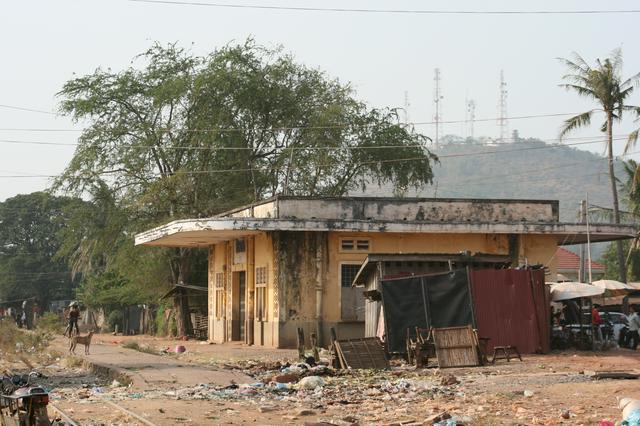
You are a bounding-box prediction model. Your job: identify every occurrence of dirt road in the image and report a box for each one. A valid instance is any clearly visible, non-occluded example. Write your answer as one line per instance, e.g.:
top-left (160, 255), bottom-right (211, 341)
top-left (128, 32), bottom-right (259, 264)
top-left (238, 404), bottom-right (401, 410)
top-left (29, 335), bottom-right (640, 424)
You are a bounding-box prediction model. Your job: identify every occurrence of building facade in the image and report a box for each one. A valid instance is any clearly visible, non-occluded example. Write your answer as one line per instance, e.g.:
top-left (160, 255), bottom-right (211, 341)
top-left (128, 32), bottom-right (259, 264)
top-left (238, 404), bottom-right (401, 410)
top-left (135, 196), bottom-right (635, 348)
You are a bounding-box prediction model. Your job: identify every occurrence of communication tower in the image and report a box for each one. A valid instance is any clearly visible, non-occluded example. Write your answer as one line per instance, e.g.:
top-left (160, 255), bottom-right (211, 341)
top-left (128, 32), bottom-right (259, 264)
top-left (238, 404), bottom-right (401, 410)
top-left (497, 70), bottom-right (508, 143)
top-left (433, 68), bottom-right (443, 148)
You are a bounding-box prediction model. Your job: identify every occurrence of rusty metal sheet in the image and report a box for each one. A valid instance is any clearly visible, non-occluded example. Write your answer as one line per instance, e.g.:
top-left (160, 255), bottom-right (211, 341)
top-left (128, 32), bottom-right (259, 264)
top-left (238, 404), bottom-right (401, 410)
top-left (470, 269), bottom-right (550, 354)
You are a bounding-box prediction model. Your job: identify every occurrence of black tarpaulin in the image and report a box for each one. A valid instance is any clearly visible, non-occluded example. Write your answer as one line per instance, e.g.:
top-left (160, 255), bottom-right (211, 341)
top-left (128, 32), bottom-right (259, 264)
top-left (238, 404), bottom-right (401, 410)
top-left (381, 269), bottom-right (475, 353)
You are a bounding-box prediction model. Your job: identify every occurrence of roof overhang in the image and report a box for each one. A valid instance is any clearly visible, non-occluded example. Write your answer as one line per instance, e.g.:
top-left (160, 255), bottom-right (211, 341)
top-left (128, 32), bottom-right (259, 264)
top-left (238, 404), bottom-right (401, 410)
top-left (351, 252), bottom-right (512, 287)
top-left (135, 217), bottom-right (638, 247)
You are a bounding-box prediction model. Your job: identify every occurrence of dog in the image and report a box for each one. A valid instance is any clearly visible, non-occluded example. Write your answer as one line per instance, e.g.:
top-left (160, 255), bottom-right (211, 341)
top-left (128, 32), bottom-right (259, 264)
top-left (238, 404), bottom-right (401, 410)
top-left (69, 331), bottom-right (94, 355)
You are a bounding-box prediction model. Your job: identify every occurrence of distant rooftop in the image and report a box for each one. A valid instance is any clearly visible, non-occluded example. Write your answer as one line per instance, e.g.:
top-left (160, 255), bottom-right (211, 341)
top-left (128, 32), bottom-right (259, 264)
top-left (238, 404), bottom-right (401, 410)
top-left (556, 247), bottom-right (605, 272)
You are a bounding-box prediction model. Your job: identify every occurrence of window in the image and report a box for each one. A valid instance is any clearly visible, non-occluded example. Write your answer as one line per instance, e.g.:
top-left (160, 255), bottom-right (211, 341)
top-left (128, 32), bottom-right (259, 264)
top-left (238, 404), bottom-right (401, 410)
top-left (235, 239), bottom-right (246, 253)
top-left (256, 287), bottom-right (267, 321)
top-left (341, 264), bottom-right (361, 288)
top-left (215, 272), bottom-right (224, 288)
top-left (255, 266), bottom-right (267, 286)
top-left (215, 289), bottom-right (225, 319)
top-left (341, 263), bottom-right (365, 320)
top-left (340, 238), bottom-right (370, 252)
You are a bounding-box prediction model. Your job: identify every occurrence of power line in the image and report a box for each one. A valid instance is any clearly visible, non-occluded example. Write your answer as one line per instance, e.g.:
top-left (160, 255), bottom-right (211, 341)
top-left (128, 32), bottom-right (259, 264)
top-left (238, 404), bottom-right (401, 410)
top-left (0, 132), bottom-right (624, 152)
top-left (0, 104), bottom-right (58, 116)
top-left (0, 136), bottom-right (631, 179)
top-left (0, 111), bottom-right (594, 133)
top-left (129, 0), bottom-right (640, 15)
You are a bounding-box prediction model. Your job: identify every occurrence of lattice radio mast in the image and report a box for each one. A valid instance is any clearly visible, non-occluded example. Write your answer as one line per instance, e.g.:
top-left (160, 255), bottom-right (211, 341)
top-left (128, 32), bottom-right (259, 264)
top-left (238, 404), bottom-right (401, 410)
top-left (403, 90), bottom-right (410, 124)
top-left (497, 70), bottom-right (508, 143)
top-left (465, 98), bottom-right (476, 139)
top-left (433, 68), bottom-right (443, 148)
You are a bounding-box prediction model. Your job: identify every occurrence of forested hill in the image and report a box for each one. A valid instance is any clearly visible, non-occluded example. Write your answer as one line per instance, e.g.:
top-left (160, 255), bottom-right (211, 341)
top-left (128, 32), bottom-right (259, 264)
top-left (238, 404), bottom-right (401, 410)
top-left (364, 137), bottom-right (623, 222)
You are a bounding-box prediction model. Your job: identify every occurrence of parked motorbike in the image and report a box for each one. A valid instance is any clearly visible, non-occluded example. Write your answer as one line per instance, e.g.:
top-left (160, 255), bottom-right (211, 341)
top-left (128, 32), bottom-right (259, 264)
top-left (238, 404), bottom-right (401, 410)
top-left (0, 371), bottom-right (50, 426)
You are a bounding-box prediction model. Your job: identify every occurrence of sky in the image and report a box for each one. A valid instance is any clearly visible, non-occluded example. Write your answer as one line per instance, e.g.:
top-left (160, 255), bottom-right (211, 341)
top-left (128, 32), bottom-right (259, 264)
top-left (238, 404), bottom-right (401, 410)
top-left (1, 0), bottom-right (640, 201)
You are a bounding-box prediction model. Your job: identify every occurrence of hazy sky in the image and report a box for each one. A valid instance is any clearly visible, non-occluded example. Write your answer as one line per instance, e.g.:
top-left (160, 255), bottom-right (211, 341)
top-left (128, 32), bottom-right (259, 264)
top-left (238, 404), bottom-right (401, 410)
top-left (1, 0), bottom-right (640, 201)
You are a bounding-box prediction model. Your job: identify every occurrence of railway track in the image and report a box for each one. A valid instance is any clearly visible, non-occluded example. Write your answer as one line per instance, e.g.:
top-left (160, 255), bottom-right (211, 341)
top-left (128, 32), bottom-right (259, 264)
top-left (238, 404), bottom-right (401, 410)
top-left (49, 398), bottom-right (158, 426)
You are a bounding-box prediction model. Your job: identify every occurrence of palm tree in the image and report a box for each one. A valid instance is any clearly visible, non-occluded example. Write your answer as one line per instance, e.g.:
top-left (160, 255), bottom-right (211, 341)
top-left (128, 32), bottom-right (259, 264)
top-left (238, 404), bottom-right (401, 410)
top-left (559, 49), bottom-right (640, 282)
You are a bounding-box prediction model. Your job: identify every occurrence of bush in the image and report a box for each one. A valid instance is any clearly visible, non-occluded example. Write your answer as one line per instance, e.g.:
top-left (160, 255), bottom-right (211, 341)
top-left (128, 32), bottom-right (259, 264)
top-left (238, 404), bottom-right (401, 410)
top-left (37, 312), bottom-right (64, 334)
top-left (106, 310), bottom-right (123, 332)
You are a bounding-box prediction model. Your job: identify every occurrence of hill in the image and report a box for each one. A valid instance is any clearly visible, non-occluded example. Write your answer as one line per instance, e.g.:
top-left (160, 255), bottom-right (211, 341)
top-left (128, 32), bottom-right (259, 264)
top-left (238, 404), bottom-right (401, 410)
top-left (364, 137), bottom-right (623, 222)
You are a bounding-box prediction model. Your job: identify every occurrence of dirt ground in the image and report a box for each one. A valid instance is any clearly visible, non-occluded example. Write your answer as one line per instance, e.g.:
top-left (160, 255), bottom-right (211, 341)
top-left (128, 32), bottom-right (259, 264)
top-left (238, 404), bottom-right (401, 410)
top-left (6, 333), bottom-right (640, 425)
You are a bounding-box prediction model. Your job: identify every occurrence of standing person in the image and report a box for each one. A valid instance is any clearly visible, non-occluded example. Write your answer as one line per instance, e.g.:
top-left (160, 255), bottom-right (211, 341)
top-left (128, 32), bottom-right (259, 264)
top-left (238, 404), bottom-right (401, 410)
top-left (63, 302), bottom-right (80, 337)
top-left (592, 305), bottom-right (603, 342)
top-left (627, 305), bottom-right (640, 350)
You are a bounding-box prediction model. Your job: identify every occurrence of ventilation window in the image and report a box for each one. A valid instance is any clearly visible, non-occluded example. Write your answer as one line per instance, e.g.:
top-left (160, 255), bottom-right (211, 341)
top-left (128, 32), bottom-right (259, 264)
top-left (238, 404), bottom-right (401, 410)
top-left (340, 238), bottom-right (371, 252)
top-left (255, 266), bottom-right (268, 286)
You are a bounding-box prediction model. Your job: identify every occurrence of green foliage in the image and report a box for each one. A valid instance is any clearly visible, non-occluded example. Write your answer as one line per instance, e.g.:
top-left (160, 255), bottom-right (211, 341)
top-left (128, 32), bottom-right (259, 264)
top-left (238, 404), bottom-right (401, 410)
top-left (106, 309), bottom-right (124, 332)
top-left (602, 240), bottom-right (640, 281)
top-left (0, 192), bottom-right (82, 307)
top-left (154, 304), bottom-right (168, 336)
top-left (52, 40), bottom-right (436, 323)
top-left (36, 312), bottom-right (64, 334)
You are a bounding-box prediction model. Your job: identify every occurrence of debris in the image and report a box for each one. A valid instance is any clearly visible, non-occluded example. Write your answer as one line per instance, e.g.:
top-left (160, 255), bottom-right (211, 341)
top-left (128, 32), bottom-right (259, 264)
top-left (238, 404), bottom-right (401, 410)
top-left (296, 409), bottom-right (315, 416)
top-left (174, 345), bottom-right (187, 353)
top-left (110, 379), bottom-right (121, 388)
top-left (273, 373), bottom-right (299, 383)
top-left (296, 376), bottom-right (324, 390)
top-left (424, 411), bottom-right (451, 424)
top-left (560, 409), bottom-right (571, 419)
top-left (523, 390), bottom-right (534, 397)
top-left (259, 405), bottom-right (277, 413)
top-left (440, 374), bottom-right (459, 386)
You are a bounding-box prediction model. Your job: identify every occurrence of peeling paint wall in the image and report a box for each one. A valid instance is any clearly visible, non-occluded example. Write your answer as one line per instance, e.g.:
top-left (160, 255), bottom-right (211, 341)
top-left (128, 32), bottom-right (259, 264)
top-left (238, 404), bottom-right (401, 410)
top-left (272, 231), bottom-right (328, 348)
top-left (222, 197), bottom-right (559, 223)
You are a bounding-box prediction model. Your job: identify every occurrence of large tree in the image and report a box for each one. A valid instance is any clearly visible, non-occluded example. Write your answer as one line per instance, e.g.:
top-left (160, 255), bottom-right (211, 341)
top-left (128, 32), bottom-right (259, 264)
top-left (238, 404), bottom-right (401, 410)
top-left (559, 49), bottom-right (640, 282)
top-left (55, 40), bottom-right (437, 335)
top-left (0, 192), bottom-right (81, 309)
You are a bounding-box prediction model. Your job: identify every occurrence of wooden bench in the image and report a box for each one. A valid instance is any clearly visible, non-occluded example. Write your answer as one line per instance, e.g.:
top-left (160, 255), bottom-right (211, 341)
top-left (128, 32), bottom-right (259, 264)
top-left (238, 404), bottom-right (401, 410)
top-left (491, 345), bottom-right (522, 363)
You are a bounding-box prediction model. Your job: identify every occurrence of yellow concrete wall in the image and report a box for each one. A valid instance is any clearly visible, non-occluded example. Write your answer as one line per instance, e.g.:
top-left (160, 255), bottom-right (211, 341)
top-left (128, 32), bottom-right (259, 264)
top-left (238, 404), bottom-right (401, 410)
top-left (208, 241), bottom-right (231, 343)
top-left (208, 231), bottom-right (558, 347)
top-left (324, 232), bottom-right (557, 324)
top-left (253, 232), bottom-right (278, 347)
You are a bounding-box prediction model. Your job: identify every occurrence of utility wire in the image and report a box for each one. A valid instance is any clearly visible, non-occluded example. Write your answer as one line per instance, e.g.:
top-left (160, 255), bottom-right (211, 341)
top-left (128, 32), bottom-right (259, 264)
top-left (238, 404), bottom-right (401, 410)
top-left (129, 0), bottom-right (640, 15)
top-left (0, 133), bottom-right (624, 151)
top-left (0, 104), bottom-right (58, 116)
top-left (0, 111), bottom-right (591, 133)
top-left (0, 137), bottom-right (632, 179)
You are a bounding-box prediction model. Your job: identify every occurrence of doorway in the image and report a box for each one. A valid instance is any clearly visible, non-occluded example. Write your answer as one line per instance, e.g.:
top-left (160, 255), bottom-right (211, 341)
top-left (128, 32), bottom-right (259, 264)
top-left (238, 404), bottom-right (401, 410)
top-left (232, 271), bottom-right (246, 341)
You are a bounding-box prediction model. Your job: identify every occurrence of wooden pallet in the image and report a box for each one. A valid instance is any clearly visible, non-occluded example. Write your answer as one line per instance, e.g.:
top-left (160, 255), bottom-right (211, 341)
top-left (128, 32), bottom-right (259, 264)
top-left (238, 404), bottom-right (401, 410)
top-left (334, 337), bottom-right (389, 370)
top-left (432, 325), bottom-right (480, 368)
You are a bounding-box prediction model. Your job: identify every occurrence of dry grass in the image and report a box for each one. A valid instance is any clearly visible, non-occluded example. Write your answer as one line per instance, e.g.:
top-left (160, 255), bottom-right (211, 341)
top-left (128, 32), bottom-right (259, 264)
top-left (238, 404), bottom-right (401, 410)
top-left (0, 320), bottom-right (52, 363)
top-left (121, 340), bottom-right (159, 355)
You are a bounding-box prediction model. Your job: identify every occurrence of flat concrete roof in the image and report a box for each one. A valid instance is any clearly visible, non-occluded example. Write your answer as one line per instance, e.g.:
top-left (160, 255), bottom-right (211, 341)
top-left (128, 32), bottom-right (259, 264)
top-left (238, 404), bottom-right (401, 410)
top-left (134, 216), bottom-right (637, 247)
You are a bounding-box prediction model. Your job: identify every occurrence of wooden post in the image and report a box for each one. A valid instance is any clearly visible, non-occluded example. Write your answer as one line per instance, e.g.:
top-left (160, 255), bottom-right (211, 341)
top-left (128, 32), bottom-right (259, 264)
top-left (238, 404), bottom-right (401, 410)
top-left (310, 332), bottom-right (320, 362)
top-left (297, 327), bottom-right (306, 361)
top-left (330, 327), bottom-right (339, 368)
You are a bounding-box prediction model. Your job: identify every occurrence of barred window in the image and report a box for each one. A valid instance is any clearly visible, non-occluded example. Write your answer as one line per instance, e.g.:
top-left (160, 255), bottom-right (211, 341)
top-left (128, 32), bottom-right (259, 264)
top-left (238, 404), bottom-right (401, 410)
top-left (215, 272), bottom-right (224, 288)
top-left (215, 289), bottom-right (225, 319)
top-left (256, 287), bottom-right (267, 321)
top-left (255, 266), bottom-right (267, 286)
top-left (341, 264), bottom-right (361, 288)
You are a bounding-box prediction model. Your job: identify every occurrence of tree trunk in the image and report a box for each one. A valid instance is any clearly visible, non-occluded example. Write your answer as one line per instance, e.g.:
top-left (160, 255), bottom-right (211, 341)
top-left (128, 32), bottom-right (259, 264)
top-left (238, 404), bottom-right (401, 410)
top-left (607, 112), bottom-right (628, 282)
top-left (173, 248), bottom-right (193, 337)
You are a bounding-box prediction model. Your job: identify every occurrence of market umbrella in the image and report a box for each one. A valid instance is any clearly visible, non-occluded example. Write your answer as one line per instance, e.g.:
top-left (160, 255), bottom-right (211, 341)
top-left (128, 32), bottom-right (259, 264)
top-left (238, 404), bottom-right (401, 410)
top-left (549, 281), bottom-right (604, 302)
top-left (592, 280), bottom-right (636, 297)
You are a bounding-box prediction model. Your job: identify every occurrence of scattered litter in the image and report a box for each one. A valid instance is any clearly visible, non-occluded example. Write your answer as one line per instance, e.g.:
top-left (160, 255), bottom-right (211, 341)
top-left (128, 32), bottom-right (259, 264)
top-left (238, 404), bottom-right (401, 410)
top-left (296, 376), bottom-right (324, 390)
